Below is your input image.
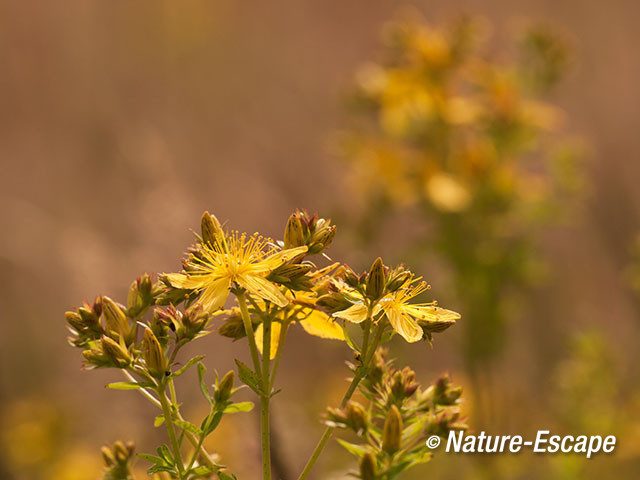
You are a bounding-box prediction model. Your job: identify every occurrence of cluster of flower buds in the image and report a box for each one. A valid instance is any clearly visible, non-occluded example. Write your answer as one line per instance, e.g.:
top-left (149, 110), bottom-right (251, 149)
top-left (317, 260), bottom-right (412, 314)
top-left (326, 400), bottom-right (369, 435)
top-left (152, 304), bottom-right (211, 344)
top-left (283, 210), bottom-right (336, 254)
top-left (65, 295), bottom-right (136, 369)
top-left (101, 440), bottom-right (135, 480)
top-left (66, 274), bottom-right (163, 350)
top-left (329, 348), bottom-right (467, 479)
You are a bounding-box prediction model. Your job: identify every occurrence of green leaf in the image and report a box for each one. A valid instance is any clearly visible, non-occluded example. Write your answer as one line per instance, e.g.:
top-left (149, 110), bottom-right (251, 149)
top-left (154, 415), bottom-right (165, 427)
top-left (197, 362), bottom-right (214, 406)
top-left (337, 439), bottom-right (367, 458)
top-left (106, 381), bottom-right (153, 390)
top-left (189, 464), bottom-right (219, 476)
top-left (218, 472), bottom-right (237, 480)
top-left (157, 444), bottom-right (174, 464)
top-left (201, 410), bottom-right (223, 436)
top-left (175, 419), bottom-right (203, 436)
top-left (171, 355), bottom-right (206, 378)
top-left (137, 453), bottom-right (164, 464)
top-left (235, 359), bottom-right (263, 396)
top-left (342, 324), bottom-right (358, 352)
top-left (223, 401), bottom-right (254, 414)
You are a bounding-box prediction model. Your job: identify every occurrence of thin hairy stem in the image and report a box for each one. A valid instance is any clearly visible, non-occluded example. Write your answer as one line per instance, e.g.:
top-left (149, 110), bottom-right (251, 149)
top-left (158, 382), bottom-right (186, 478)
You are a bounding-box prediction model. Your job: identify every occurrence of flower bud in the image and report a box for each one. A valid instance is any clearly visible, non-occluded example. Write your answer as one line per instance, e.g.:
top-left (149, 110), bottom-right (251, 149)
top-left (346, 401), bottom-right (368, 434)
top-left (103, 296), bottom-right (130, 337)
top-left (308, 223), bottom-right (336, 254)
top-left (93, 296), bottom-right (103, 317)
top-left (359, 452), bottom-right (377, 480)
top-left (391, 371), bottom-right (405, 399)
top-left (65, 311), bottom-right (85, 332)
top-left (127, 279), bottom-right (145, 316)
top-left (214, 370), bottom-right (235, 403)
top-left (382, 405), bottom-right (403, 454)
top-left (366, 257), bottom-right (386, 301)
top-left (142, 329), bottom-right (167, 378)
top-left (284, 212), bottom-right (307, 249)
top-left (386, 269), bottom-right (411, 292)
top-left (101, 336), bottom-right (131, 368)
top-left (101, 446), bottom-right (115, 466)
top-left (344, 268), bottom-right (361, 288)
top-left (218, 313), bottom-right (247, 339)
top-left (316, 293), bottom-right (352, 313)
top-left (201, 211), bottom-right (224, 247)
top-left (78, 306), bottom-right (99, 324)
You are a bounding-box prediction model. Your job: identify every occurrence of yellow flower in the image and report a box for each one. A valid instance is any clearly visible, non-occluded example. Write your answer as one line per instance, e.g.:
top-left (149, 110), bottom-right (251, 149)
top-left (334, 279), bottom-right (460, 343)
top-left (165, 231), bottom-right (307, 312)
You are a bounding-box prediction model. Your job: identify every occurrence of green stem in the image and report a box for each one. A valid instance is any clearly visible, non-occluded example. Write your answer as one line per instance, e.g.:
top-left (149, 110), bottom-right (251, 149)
top-left (297, 324), bottom-right (385, 480)
top-left (237, 290), bottom-right (262, 377)
top-left (186, 432), bottom-right (206, 472)
top-left (158, 382), bottom-right (186, 478)
top-left (123, 372), bottom-right (216, 469)
top-left (261, 315), bottom-right (272, 480)
top-left (360, 318), bottom-right (372, 363)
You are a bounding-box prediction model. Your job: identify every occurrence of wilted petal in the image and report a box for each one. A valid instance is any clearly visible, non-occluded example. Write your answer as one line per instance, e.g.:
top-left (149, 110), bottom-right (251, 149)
top-left (333, 303), bottom-right (369, 324)
top-left (255, 321), bottom-right (281, 360)
top-left (299, 309), bottom-right (345, 340)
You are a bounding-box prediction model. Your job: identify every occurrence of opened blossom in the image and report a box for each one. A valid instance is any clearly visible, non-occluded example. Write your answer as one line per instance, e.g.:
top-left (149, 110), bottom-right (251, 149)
top-left (333, 278), bottom-right (460, 343)
top-left (165, 231), bottom-right (307, 312)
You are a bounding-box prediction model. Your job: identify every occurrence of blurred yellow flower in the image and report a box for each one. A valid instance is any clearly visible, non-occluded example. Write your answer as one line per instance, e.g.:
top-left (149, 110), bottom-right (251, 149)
top-left (425, 172), bottom-right (472, 212)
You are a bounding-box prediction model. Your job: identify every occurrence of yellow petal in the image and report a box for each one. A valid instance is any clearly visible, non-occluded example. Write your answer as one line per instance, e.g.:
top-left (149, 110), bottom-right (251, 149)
top-left (333, 304), bottom-right (369, 324)
top-left (255, 322), bottom-right (281, 360)
top-left (198, 278), bottom-right (232, 312)
top-left (237, 274), bottom-right (289, 307)
top-left (164, 273), bottom-right (208, 290)
top-left (253, 246), bottom-right (308, 273)
top-left (386, 307), bottom-right (423, 343)
top-left (299, 309), bottom-right (345, 340)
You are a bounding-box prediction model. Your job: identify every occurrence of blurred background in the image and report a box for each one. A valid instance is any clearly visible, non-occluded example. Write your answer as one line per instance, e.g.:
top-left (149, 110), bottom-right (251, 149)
top-left (1, 1), bottom-right (640, 479)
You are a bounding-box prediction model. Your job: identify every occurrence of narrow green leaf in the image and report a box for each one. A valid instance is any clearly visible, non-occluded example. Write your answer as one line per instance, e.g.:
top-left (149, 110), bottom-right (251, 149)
top-left (137, 453), bottom-right (164, 464)
top-left (157, 445), bottom-right (174, 464)
top-left (174, 419), bottom-right (203, 436)
top-left (234, 359), bottom-right (263, 396)
top-left (223, 401), bottom-right (254, 414)
top-left (342, 324), bottom-right (358, 352)
top-left (197, 362), bottom-right (214, 405)
top-left (171, 355), bottom-right (206, 378)
top-left (218, 472), bottom-right (237, 480)
top-left (337, 439), bottom-right (367, 457)
top-left (201, 410), bottom-right (223, 436)
top-left (106, 381), bottom-right (151, 390)
top-left (190, 465), bottom-right (219, 476)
